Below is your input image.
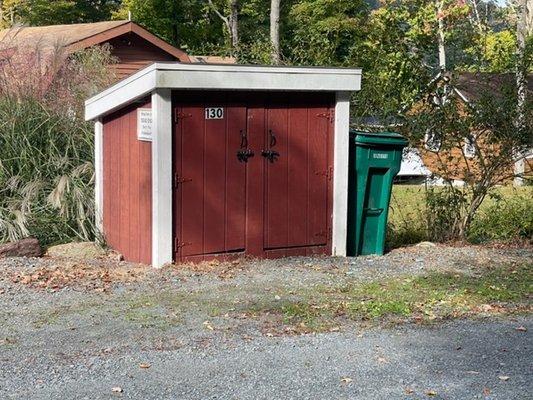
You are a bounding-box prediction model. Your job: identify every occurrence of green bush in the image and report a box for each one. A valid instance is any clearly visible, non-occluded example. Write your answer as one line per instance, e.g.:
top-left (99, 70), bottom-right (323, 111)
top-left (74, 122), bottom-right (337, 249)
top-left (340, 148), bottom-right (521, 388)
top-left (468, 192), bottom-right (533, 244)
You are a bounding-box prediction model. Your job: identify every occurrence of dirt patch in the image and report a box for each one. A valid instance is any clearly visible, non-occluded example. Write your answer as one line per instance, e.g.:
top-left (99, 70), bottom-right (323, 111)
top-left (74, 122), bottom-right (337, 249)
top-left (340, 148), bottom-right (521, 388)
top-left (167, 258), bottom-right (250, 280)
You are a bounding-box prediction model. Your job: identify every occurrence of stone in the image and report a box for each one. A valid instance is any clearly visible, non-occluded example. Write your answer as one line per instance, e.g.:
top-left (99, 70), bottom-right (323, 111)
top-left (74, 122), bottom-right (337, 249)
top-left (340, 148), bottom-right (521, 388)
top-left (0, 238), bottom-right (42, 258)
top-left (415, 241), bottom-right (437, 248)
top-left (45, 242), bottom-right (106, 259)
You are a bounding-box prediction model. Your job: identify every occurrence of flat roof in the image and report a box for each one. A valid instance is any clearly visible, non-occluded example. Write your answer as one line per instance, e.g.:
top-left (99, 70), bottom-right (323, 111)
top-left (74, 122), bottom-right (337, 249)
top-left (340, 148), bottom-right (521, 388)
top-left (85, 62), bottom-right (362, 120)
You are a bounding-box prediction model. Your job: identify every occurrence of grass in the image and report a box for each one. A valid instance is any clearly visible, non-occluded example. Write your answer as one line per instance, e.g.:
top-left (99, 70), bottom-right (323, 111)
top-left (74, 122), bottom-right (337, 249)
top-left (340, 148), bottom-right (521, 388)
top-left (387, 185), bottom-right (533, 248)
top-left (17, 262), bottom-right (532, 335)
top-left (265, 262), bottom-right (532, 333)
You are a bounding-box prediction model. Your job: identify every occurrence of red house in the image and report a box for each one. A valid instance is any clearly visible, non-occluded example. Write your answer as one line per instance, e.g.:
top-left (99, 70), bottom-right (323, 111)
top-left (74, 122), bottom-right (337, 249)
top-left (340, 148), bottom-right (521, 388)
top-left (0, 20), bottom-right (190, 79)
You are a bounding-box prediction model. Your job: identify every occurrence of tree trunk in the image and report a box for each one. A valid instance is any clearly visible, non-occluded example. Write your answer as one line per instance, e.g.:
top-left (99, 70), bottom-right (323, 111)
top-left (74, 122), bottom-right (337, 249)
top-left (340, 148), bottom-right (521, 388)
top-left (229, 0), bottom-right (239, 51)
top-left (514, 0), bottom-right (529, 186)
top-left (270, 0), bottom-right (281, 65)
top-left (436, 0), bottom-right (446, 71)
top-left (208, 0), bottom-right (239, 57)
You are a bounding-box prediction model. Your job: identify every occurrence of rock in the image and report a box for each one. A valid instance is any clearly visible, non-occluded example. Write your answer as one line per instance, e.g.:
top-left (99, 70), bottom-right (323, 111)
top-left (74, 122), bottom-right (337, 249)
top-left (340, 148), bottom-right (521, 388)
top-left (108, 250), bottom-right (124, 262)
top-left (416, 241), bottom-right (437, 248)
top-left (45, 242), bottom-right (106, 259)
top-left (0, 238), bottom-right (42, 258)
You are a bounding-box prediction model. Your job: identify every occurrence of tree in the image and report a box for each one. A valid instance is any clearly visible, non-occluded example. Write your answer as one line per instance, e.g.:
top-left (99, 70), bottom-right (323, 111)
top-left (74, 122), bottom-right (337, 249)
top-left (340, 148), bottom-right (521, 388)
top-left (207, 0), bottom-right (240, 56)
top-left (2, 0), bottom-right (120, 27)
top-left (114, 0), bottom-right (224, 53)
top-left (513, 0), bottom-right (532, 185)
top-left (405, 77), bottom-right (531, 240)
top-left (270, 0), bottom-right (281, 64)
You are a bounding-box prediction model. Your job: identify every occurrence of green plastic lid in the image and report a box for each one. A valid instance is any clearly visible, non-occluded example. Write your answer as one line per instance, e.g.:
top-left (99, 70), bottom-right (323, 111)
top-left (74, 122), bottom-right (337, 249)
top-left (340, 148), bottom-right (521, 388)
top-left (350, 131), bottom-right (408, 147)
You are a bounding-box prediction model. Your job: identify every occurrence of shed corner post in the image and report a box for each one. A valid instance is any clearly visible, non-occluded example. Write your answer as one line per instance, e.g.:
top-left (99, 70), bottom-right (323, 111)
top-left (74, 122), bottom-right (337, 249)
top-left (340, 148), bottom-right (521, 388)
top-left (151, 88), bottom-right (173, 268)
top-left (332, 91), bottom-right (351, 257)
top-left (94, 119), bottom-right (104, 234)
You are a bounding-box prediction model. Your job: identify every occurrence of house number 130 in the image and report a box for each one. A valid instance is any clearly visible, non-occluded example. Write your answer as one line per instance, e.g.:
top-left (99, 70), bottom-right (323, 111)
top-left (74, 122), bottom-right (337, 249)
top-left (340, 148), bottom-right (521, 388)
top-left (205, 107), bottom-right (224, 119)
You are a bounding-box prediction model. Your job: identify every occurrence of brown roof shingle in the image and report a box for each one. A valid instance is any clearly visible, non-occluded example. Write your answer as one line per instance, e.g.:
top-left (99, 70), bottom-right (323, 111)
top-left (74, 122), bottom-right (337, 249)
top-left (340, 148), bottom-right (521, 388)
top-left (0, 20), bottom-right (129, 49)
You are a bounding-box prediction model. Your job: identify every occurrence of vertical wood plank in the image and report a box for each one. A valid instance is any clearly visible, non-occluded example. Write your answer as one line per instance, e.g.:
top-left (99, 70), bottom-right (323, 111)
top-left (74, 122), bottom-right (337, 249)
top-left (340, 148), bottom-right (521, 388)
top-left (264, 99), bottom-right (289, 249)
top-left (180, 106), bottom-right (205, 256)
top-left (203, 103), bottom-right (227, 254)
top-left (287, 97), bottom-right (308, 247)
top-left (307, 105), bottom-right (329, 246)
top-left (224, 106), bottom-right (247, 252)
top-left (245, 103), bottom-right (265, 256)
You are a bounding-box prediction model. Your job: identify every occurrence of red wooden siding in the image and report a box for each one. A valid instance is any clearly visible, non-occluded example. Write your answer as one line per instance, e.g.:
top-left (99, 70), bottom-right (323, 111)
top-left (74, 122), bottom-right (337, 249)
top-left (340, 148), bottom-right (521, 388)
top-left (102, 100), bottom-right (152, 264)
top-left (173, 91), bottom-right (334, 263)
top-left (108, 34), bottom-right (178, 79)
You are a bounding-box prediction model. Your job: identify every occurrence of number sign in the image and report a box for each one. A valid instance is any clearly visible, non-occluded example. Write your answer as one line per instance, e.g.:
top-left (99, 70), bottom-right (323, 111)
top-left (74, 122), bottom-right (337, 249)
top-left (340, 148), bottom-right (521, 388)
top-left (205, 107), bottom-right (224, 119)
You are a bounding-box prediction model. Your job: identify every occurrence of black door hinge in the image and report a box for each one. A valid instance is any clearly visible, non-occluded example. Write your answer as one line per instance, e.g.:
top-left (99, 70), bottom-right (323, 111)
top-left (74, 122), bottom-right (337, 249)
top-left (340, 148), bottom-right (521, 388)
top-left (174, 110), bottom-right (192, 123)
top-left (174, 173), bottom-right (192, 188)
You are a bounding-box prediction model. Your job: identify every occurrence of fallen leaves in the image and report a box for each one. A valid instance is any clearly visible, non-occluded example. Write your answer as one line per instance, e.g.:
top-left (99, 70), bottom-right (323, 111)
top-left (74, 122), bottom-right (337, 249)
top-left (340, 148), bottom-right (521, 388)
top-left (6, 261), bottom-right (147, 291)
top-left (203, 321), bottom-right (214, 330)
top-left (175, 258), bottom-right (248, 280)
top-left (139, 363), bottom-right (151, 369)
top-left (425, 389), bottom-right (437, 396)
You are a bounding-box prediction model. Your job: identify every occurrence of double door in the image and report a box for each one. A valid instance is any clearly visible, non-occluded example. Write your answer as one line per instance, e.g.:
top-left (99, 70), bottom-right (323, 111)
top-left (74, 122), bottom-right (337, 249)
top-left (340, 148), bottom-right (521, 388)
top-left (173, 91), bottom-right (334, 262)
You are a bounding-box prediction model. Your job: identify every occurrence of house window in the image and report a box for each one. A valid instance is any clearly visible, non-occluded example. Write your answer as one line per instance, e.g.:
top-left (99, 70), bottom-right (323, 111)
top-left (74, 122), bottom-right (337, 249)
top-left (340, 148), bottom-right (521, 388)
top-left (424, 131), bottom-right (441, 152)
top-left (463, 136), bottom-right (476, 158)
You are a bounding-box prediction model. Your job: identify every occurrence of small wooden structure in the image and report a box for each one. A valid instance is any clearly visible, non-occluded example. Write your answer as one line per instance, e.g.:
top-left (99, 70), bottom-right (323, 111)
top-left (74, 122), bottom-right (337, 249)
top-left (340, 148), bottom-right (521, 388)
top-left (85, 63), bottom-right (361, 266)
top-left (0, 21), bottom-right (190, 79)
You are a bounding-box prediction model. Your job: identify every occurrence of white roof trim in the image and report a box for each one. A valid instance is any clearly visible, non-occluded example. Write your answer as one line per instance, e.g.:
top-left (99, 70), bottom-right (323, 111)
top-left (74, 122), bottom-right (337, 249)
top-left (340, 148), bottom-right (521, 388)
top-left (85, 62), bottom-right (362, 120)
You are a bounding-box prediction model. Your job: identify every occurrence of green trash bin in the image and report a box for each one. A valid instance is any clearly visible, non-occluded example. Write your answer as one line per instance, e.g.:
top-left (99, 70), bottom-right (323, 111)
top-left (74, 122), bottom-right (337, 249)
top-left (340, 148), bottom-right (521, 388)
top-left (347, 131), bottom-right (408, 256)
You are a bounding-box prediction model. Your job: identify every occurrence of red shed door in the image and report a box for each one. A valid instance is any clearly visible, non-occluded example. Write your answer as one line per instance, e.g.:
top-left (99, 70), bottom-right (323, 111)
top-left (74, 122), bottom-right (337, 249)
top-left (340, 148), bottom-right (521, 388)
top-left (263, 95), bottom-right (332, 251)
top-left (174, 101), bottom-right (247, 260)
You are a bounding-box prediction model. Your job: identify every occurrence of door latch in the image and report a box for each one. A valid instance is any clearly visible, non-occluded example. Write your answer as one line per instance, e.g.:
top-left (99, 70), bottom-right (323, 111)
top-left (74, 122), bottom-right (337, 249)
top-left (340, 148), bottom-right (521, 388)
top-left (237, 129), bottom-right (254, 162)
top-left (261, 149), bottom-right (280, 163)
top-left (262, 129), bottom-right (280, 163)
top-left (237, 148), bottom-right (254, 162)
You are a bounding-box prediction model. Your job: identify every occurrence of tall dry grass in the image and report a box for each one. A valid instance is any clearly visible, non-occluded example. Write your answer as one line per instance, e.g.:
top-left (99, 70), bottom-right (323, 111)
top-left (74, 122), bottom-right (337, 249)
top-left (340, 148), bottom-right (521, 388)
top-left (0, 38), bottom-right (116, 245)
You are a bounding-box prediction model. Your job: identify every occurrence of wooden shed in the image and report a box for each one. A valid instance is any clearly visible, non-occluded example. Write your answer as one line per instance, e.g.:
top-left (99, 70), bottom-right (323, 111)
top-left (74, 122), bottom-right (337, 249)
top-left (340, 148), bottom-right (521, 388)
top-left (85, 63), bottom-right (361, 266)
top-left (0, 21), bottom-right (190, 79)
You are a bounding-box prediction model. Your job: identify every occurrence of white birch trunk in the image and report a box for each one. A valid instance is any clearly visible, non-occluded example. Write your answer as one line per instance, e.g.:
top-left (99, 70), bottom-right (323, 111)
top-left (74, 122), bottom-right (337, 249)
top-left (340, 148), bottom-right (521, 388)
top-left (229, 0), bottom-right (239, 51)
top-left (270, 0), bottom-right (281, 65)
top-left (513, 0), bottom-right (529, 186)
top-left (437, 0), bottom-right (446, 71)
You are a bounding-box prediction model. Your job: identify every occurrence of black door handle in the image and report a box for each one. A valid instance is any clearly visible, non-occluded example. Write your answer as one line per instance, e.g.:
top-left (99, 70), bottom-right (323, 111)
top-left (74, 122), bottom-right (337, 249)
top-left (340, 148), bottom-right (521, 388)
top-left (261, 149), bottom-right (280, 163)
top-left (237, 149), bottom-right (254, 162)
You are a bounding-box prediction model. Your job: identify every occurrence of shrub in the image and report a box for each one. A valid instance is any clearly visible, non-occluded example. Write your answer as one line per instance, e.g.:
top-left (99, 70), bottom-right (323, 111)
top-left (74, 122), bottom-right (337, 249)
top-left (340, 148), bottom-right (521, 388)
top-left (0, 43), bottom-right (116, 246)
top-left (468, 191), bottom-right (533, 244)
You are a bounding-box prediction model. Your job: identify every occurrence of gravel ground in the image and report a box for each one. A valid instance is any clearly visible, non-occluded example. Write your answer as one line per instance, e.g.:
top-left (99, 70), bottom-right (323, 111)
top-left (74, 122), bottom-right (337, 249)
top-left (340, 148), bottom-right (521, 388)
top-left (1, 318), bottom-right (531, 399)
top-left (0, 244), bottom-right (531, 399)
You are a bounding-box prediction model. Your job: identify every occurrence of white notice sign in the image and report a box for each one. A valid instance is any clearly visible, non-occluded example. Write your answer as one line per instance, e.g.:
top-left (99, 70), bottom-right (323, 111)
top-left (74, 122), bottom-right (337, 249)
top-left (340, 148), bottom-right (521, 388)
top-left (137, 108), bottom-right (153, 141)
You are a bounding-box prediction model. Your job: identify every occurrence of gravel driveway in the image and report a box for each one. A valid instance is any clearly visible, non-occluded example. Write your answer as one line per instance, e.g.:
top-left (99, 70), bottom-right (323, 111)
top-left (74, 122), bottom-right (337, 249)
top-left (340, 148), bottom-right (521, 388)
top-left (0, 244), bottom-right (531, 399)
top-left (1, 318), bottom-right (531, 399)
